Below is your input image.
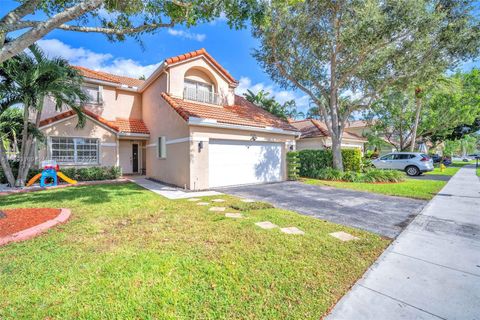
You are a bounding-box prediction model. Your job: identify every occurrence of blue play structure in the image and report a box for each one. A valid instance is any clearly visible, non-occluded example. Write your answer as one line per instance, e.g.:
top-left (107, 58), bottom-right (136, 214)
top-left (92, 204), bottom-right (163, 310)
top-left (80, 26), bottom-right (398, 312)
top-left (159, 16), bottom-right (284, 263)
top-left (40, 167), bottom-right (58, 187)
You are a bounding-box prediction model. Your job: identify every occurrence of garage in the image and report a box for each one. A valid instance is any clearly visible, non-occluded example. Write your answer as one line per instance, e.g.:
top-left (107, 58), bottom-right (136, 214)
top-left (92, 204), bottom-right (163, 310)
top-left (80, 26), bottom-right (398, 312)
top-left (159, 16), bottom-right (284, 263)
top-left (208, 139), bottom-right (284, 188)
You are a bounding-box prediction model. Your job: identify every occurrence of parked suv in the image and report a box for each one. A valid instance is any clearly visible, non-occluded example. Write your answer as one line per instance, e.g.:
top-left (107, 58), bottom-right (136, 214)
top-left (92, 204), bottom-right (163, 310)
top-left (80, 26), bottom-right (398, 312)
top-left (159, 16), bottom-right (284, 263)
top-left (372, 152), bottom-right (434, 176)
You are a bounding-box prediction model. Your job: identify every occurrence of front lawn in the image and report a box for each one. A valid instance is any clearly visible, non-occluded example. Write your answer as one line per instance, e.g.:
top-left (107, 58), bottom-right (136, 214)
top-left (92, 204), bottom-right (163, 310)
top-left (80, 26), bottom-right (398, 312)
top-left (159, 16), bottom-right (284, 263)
top-left (425, 161), bottom-right (472, 176)
top-left (0, 183), bottom-right (388, 319)
top-left (303, 178), bottom-right (446, 200)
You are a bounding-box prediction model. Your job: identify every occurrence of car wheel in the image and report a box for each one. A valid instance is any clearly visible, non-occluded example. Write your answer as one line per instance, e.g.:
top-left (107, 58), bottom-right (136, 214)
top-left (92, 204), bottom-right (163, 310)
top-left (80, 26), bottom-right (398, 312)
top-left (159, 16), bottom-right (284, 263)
top-left (405, 166), bottom-right (420, 176)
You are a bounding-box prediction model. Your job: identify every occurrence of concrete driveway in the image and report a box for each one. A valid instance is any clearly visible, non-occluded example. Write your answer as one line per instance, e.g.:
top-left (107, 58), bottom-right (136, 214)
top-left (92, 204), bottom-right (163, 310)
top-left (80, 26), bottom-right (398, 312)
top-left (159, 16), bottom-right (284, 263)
top-left (221, 181), bottom-right (426, 238)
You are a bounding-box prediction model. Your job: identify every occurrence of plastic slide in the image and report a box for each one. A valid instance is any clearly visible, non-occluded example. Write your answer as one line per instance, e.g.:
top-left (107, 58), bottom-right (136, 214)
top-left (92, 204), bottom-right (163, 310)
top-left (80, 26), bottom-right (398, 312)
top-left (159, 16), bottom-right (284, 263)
top-left (57, 172), bottom-right (78, 185)
top-left (26, 173), bottom-right (42, 187)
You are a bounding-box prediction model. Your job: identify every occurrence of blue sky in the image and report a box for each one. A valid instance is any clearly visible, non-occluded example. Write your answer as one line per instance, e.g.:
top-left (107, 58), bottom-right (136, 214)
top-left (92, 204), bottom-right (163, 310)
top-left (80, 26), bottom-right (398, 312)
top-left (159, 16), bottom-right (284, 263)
top-left (2, 1), bottom-right (478, 114)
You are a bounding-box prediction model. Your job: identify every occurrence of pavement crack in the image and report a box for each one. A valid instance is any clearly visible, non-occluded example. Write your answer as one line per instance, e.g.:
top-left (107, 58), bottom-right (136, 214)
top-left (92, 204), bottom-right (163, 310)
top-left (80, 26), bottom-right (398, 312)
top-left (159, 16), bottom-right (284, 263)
top-left (358, 284), bottom-right (447, 320)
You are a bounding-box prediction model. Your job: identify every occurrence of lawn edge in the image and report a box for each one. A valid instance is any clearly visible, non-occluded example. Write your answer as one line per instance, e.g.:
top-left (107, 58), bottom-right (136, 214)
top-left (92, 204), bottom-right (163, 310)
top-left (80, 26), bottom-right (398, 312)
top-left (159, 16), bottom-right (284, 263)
top-left (0, 208), bottom-right (71, 247)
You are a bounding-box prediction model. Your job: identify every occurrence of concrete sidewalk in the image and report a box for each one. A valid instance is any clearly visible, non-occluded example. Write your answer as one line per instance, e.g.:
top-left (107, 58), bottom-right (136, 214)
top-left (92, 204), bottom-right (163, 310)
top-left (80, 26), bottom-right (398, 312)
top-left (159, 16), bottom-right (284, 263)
top-left (327, 165), bottom-right (480, 320)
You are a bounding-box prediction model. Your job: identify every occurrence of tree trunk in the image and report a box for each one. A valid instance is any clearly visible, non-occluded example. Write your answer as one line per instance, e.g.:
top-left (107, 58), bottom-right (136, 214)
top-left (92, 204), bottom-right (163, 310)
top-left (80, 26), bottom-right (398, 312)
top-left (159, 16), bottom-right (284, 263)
top-left (331, 134), bottom-right (344, 171)
top-left (410, 88), bottom-right (423, 152)
top-left (0, 142), bottom-right (15, 186)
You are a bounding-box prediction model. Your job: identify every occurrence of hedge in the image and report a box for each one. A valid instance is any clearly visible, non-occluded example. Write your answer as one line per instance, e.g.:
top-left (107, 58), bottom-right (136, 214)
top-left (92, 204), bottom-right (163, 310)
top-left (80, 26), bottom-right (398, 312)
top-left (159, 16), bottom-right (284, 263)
top-left (286, 152), bottom-right (300, 180)
top-left (308, 167), bottom-right (405, 183)
top-left (298, 149), bottom-right (362, 176)
top-left (0, 163), bottom-right (121, 185)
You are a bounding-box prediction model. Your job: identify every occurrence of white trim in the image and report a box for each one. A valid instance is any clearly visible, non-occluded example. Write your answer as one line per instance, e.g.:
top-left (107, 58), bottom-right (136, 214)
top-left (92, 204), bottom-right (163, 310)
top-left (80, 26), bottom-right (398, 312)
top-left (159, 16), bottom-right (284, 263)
top-left (188, 117), bottom-right (298, 136)
top-left (166, 137), bottom-right (190, 145)
top-left (146, 143), bottom-right (156, 148)
top-left (118, 132), bottom-right (150, 138)
top-left (84, 78), bottom-right (139, 92)
top-left (39, 114), bottom-right (77, 130)
top-left (101, 142), bottom-right (117, 147)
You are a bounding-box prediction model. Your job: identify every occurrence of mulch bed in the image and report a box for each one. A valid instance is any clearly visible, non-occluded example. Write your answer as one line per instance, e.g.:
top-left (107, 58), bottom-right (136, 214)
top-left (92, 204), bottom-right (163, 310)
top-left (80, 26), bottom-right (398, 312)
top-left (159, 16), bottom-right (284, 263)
top-left (0, 208), bottom-right (61, 237)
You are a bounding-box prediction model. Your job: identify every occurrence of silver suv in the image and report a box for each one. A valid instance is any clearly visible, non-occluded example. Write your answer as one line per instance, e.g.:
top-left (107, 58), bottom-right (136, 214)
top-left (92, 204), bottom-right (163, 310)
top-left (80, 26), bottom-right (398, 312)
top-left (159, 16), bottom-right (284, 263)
top-left (372, 152), bottom-right (434, 176)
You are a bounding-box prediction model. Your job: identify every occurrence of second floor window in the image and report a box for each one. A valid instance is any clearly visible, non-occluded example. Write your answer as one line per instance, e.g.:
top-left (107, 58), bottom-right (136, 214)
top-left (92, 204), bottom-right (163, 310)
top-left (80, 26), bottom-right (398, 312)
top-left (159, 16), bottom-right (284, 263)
top-left (184, 79), bottom-right (216, 104)
top-left (83, 85), bottom-right (101, 104)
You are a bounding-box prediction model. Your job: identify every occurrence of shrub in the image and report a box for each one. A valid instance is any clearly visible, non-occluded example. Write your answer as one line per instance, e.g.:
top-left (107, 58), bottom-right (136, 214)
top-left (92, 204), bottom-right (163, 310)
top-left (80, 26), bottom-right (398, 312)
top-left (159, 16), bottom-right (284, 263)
top-left (287, 151), bottom-right (300, 180)
top-left (0, 165), bottom-right (121, 184)
top-left (298, 148), bottom-right (362, 177)
top-left (313, 168), bottom-right (344, 181)
top-left (230, 201), bottom-right (274, 211)
top-left (362, 169), bottom-right (405, 183)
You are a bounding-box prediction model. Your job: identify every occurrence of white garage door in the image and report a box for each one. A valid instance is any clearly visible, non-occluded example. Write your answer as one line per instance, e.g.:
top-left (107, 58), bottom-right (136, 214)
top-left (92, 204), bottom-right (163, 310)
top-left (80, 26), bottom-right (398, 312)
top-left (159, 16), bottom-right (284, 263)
top-left (208, 139), bottom-right (283, 188)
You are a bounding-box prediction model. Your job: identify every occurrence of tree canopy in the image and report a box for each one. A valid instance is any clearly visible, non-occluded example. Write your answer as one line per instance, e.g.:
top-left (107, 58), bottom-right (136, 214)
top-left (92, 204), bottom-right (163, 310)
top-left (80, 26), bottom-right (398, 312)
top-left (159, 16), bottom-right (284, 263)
top-left (0, 44), bottom-right (88, 186)
top-left (365, 70), bottom-right (480, 151)
top-left (244, 89), bottom-right (304, 120)
top-left (0, 0), bottom-right (268, 63)
top-left (252, 0), bottom-right (480, 170)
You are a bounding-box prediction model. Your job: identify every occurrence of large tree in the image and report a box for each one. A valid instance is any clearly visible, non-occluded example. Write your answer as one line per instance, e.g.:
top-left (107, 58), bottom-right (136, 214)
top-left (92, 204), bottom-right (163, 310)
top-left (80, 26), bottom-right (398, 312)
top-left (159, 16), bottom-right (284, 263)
top-left (252, 0), bottom-right (480, 170)
top-left (0, 44), bottom-right (88, 187)
top-left (0, 0), bottom-right (265, 63)
top-left (366, 70), bottom-right (480, 151)
top-left (244, 89), bottom-right (304, 120)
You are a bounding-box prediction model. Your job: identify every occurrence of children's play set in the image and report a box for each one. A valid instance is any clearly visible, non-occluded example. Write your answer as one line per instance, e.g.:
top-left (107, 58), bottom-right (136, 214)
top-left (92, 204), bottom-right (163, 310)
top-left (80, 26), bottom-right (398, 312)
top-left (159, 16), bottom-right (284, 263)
top-left (26, 160), bottom-right (77, 187)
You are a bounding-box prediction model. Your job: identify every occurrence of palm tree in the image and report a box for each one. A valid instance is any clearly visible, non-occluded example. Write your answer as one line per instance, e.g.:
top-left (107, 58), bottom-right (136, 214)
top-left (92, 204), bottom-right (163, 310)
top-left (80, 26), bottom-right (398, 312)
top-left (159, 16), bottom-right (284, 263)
top-left (0, 44), bottom-right (88, 187)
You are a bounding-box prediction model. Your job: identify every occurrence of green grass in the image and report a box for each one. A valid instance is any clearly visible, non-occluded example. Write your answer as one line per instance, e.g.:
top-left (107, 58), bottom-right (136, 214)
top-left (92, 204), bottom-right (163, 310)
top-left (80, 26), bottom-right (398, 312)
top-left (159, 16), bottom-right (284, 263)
top-left (0, 183), bottom-right (388, 319)
top-left (425, 166), bottom-right (460, 176)
top-left (303, 178), bottom-right (446, 200)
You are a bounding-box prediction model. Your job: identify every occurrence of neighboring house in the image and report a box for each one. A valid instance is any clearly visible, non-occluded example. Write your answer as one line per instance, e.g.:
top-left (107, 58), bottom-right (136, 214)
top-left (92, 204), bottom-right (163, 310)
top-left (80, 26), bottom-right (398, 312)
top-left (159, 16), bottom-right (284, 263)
top-left (291, 119), bottom-right (367, 151)
top-left (38, 49), bottom-right (298, 190)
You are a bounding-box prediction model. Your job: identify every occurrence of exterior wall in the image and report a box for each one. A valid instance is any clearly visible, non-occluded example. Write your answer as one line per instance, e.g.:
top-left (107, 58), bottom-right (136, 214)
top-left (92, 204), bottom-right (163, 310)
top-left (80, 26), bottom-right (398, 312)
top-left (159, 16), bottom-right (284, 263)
top-left (296, 137), bottom-right (327, 151)
top-left (188, 125), bottom-right (296, 190)
top-left (40, 83), bottom-right (142, 121)
top-left (167, 57), bottom-right (236, 105)
top-left (142, 73), bottom-right (191, 188)
top-left (39, 116), bottom-right (118, 167)
top-left (99, 85), bottom-right (142, 120)
top-left (296, 137), bottom-right (365, 151)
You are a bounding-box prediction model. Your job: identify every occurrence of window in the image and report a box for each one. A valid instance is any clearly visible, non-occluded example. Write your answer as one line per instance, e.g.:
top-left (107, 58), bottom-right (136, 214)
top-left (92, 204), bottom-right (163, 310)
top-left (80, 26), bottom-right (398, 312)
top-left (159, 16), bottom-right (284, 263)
top-left (158, 136), bottom-right (166, 159)
top-left (380, 154), bottom-right (394, 160)
top-left (393, 154), bottom-right (415, 160)
top-left (51, 137), bottom-right (99, 164)
top-left (83, 85), bottom-right (101, 104)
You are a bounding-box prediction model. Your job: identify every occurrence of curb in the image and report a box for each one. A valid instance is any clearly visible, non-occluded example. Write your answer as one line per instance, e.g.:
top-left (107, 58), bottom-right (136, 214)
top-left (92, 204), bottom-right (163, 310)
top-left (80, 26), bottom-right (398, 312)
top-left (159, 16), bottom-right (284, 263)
top-left (0, 208), bottom-right (71, 247)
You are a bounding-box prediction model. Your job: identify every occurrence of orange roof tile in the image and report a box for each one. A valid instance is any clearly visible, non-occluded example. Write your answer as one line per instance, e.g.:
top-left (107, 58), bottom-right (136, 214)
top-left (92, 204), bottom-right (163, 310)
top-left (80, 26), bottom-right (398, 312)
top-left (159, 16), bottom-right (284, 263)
top-left (290, 119), bottom-right (367, 141)
top-left (112, 118), bottom-right (150, 134)
top-left (39, 109), bottom-right (149, 135)
top-left (73, 66), bottom-right (145, 88)
top-left (161, 93), bottom-right (297, 132)
top-left (164, 48), bottom-right (237, 84)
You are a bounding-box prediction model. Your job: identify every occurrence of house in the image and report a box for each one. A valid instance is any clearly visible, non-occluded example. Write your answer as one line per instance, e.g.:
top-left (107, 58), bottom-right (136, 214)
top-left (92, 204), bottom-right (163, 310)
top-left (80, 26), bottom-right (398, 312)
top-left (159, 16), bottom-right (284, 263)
top-left (38, 49), bottom-right (298, 190)
top-left (290, 119), bottom-right (367, 151)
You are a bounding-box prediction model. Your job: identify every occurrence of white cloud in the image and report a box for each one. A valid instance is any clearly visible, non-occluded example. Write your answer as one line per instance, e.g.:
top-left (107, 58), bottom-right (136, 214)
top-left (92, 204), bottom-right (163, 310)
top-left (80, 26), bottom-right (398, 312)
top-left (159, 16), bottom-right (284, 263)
top-left (37, 39), bottom-right (161, 79)
top-left (237, 76), bottom-right (310, 112)
top-left (167, 29), bottom-right (206, 42)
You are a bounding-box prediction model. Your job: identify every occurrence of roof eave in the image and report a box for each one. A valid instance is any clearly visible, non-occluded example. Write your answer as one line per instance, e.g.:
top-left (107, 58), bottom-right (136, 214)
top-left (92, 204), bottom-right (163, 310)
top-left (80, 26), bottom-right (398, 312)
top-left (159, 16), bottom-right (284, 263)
top-left (188, 117), bottom-right (298, 136)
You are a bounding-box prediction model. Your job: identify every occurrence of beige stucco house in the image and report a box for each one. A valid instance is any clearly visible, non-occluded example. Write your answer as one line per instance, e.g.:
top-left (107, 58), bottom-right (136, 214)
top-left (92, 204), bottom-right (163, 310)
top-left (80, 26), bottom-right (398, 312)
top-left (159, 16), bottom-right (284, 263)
top-left (291, 119), bottom-right (367, 151)
top-left (39, 49), bottom-right (298, 190)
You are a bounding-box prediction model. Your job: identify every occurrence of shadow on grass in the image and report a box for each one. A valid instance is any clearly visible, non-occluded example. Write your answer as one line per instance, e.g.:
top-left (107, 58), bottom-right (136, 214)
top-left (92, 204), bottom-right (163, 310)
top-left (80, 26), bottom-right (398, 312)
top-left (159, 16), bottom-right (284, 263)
top-left (0, 183), bottom-right (144, 207)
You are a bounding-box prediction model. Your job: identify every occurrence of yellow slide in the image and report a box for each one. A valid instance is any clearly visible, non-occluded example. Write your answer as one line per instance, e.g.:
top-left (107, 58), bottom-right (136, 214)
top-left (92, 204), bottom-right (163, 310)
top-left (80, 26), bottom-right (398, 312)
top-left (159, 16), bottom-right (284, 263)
top-left (26, 173), bottom-right (42, 187)
top-left (57, 172), bottom-right (78, 185)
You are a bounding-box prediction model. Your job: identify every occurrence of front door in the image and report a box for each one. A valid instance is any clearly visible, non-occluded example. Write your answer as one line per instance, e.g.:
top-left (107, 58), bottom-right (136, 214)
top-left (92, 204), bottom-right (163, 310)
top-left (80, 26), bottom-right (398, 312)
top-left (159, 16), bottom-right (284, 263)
top-left (132, 143), bottom-right (139, 173)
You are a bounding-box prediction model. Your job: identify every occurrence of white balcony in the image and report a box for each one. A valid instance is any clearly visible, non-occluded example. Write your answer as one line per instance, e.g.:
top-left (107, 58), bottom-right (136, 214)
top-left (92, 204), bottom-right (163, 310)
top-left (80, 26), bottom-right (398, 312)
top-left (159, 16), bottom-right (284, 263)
top-left (183, 87), bottom-right (221, 105)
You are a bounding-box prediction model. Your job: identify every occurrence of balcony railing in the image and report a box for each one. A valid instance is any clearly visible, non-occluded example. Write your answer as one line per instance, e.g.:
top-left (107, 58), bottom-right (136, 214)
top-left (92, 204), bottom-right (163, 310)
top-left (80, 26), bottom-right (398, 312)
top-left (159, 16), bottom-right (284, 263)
top-left (183, 87), bottom-right (221, 105)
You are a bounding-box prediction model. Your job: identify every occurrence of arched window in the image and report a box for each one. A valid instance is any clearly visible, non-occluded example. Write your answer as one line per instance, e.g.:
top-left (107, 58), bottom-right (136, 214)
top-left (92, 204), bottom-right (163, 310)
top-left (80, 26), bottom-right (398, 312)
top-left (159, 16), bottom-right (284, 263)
top-left (183, 68), bottom-right (219, 104)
